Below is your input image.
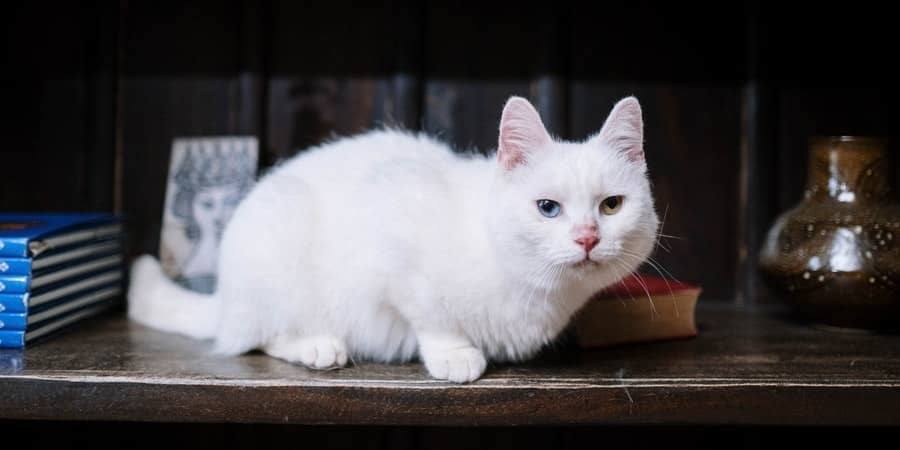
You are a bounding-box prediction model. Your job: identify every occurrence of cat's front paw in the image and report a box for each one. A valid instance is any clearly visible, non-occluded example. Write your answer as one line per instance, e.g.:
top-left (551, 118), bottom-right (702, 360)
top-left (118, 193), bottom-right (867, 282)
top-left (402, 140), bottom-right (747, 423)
top-left (265, 335), bottom-right (349, 370)
top-left (422, 346), bottom-right (487, 383)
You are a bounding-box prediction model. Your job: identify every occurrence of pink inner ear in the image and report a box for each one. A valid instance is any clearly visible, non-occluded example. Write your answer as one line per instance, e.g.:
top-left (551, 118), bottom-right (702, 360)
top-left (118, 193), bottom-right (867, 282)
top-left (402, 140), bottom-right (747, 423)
top-left (596, 97), bottom-right (644, 163)
top-left (498, 97), bottom-right (552, 170)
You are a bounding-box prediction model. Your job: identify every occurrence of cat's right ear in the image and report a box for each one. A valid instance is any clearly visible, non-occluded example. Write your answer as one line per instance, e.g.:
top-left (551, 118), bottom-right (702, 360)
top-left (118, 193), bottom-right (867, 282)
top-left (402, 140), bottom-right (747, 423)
top-left (592, 96), bottom-right (645, 168)
top-left (497, 97), bottom-right (552, 171)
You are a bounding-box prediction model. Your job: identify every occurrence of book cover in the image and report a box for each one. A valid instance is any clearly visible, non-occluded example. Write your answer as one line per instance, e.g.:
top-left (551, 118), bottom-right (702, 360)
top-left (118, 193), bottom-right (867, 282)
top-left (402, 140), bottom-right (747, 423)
top-left (596, 274), bottom-right (701, 300)
top-left (0, 330), bottom-right (24, 348)
top-left (0, 212), bottom-right (121, 258)
top-left (0, 270), bottom-right (121, 316)
top-left (0, 258), bottom-right (31, 276)
top-left (0, 301), bottom-right (114, 348)
top-left (0, 312), bottom-right (26, 330)
top-left (574, 274), bottom-right (702, 348)
top-left (0, 285), bottom-right (121, 331)
top-left (0, 239), bottom-right (121, 276)
top-left (0, 253), bottom-right (122, 295)
top-left (0, 293), bottom-right (28, 314)
top-left (0, 274), bottom-right (29, 294)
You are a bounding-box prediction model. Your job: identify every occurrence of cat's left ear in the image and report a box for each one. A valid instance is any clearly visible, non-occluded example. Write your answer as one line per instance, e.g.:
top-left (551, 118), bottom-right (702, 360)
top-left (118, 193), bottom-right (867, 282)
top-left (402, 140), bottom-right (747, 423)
top-left (592, 96), bottom-right (645, 169)
top-left (497, 96), bottom-right (552, 171)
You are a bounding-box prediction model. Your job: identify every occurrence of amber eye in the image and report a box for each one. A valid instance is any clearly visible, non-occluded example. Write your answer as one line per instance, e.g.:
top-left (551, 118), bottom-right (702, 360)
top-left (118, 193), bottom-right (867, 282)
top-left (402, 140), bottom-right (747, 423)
top-left (600, 196), bottom-right (624, 215)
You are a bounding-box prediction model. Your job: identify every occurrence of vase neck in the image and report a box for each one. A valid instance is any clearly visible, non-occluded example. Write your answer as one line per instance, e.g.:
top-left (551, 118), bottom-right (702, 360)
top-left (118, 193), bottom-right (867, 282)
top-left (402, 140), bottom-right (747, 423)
top-left (804, 137), bottom-right (893, 204)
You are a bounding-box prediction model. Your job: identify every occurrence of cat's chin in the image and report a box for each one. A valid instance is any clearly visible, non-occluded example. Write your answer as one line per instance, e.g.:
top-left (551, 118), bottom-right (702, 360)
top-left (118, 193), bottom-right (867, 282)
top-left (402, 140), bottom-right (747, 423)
top-left (571, 258), bottom-right (600, 270)
top-left (567, 258), bottom-right (607, 279)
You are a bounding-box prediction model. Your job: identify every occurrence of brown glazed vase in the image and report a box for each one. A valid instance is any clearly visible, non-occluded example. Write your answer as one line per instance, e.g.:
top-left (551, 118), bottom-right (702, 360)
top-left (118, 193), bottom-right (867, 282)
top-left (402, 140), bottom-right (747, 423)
top-left (759, 136), bottom-right (900, 330)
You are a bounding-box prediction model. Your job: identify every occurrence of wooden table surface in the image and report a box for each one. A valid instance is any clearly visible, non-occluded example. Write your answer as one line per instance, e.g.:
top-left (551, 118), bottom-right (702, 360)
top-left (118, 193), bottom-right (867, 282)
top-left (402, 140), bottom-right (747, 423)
top-left (2, 304), bottom-right (899, 426)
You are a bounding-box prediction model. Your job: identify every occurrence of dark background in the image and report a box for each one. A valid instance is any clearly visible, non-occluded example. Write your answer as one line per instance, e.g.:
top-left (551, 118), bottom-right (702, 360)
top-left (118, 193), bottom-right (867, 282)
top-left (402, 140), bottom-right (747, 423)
top-left (2, 0), bottom-right (898, 445)
top-left (0, 421), bottom-right (898, 450)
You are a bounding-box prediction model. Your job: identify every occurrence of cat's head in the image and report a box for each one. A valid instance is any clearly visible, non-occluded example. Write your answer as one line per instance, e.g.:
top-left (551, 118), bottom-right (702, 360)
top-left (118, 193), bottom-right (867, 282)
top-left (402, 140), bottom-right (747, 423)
top-left (487, 96), bottom-right (659, 290)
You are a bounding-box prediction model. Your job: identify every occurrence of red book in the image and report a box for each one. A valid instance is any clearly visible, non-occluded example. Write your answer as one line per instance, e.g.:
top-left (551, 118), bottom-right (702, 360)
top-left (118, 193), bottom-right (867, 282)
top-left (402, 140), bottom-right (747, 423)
top-left (573, 274), bottom-right (702, 348)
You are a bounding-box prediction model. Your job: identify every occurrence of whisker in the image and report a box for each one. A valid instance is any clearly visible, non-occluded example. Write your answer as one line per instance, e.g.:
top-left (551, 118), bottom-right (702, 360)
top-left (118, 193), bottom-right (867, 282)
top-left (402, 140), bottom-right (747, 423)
top-left (655, 239), bottom-right (672, 254)
top-left (655, 233), bottom-right (684, 240)
top-left (654, 205), bottom-right (672, 253)
top-left (618, 253), bottom-right (678, 316)
top-left (661, 203), bottom-right (669, 231)
top-left (608, 260), bottom-right (638, 306)
top-left (645, 256), bottom-right (681, 284)
top-left (610, 258), bottom-right (657, 317)
top-left (619, 249), bottom-right (682, 285)
top-left (527, 262), bottom-right (556, 311)
top-left (522, 259), bottom-right (565, 313)
top-left (520, 261), bottom-right (549, 312)
top-left (541, 264), bottom-right (564, 310)
top-left (618, 249), bottom-right (687, 319)
top-left (629, 270), bottom-right (659, 318)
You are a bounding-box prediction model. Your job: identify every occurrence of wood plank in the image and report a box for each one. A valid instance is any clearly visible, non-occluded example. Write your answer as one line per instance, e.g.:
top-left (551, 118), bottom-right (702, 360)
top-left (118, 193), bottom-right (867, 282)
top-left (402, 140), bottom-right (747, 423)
top-left (569, 4), bottom-right (745, 300)
top-left (81, 2), bottom-right (119, 212)
top-left (737, 3), bottom-right (778, 305)
top-left (738, 82), bottom-right (778, 305)
top-left (422, 4), bottom-right (567, 153)
top-left (2, 3), bottom-right (115, 212)
top-left (1, 305), bottom-right (899, 426)
top-left (120, 1), bottom-right (263, 257)
top-left (265, 1), bottom-right (423, 163)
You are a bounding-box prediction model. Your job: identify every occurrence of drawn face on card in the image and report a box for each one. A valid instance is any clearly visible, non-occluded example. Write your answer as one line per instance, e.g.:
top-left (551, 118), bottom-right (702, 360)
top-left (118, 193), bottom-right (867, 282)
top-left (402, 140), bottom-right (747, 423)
top-left (191, 183), bottom-right (243, 241)
top-left (160, 137), bottom-right (258, 294)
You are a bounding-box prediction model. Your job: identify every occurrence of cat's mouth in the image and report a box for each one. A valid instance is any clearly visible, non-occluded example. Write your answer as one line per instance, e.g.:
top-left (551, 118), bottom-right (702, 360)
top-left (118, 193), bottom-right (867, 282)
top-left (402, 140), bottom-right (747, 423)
top-left (572, 257), bottom-right (600, 270)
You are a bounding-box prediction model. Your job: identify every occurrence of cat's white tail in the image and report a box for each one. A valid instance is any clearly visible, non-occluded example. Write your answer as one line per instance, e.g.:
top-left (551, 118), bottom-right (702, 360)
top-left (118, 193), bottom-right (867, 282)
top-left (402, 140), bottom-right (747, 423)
top-left (127, 255), bottom-right (218, 340)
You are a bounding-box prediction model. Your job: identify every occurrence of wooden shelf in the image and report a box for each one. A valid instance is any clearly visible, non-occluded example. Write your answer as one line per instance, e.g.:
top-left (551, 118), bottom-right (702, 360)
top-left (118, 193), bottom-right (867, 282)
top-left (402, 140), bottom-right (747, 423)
top-left (2, 304), bottom-right (899, 426)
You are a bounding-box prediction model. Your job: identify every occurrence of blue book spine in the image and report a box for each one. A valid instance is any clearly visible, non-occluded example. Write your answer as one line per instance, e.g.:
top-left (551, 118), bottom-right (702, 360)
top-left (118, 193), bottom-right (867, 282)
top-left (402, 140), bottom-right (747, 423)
top-left (0, 312), bottom-right (26, 330)
top-left (0, 275), bottom-right (30, 294)
top-left (0, 293), bottom-right (28, 313)
top-left (0, 330), bottom-right (25, 348)
top-left (0, 238), bottom-right (28, 258)
top-left (0, 257), bottom-right (32, 276)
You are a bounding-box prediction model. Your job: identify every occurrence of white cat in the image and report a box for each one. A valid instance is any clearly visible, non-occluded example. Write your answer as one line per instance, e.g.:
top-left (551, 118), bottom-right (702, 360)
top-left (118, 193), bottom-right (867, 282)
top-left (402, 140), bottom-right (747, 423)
top-left (128, 96), bottom-right (659, 383)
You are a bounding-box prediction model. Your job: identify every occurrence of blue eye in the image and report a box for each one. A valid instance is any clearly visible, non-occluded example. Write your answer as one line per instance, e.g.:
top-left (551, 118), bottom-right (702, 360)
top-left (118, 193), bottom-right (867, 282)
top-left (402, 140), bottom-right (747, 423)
top-left (536, 199), bottom-right (561, 218)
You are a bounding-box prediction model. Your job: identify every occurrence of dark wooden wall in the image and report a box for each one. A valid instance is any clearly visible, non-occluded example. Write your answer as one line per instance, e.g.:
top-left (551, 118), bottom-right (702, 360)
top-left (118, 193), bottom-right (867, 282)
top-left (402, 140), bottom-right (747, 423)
top-left (5, 1), bottom-right (898, 303)
top-left (4, 2), bottom-right (117, 212)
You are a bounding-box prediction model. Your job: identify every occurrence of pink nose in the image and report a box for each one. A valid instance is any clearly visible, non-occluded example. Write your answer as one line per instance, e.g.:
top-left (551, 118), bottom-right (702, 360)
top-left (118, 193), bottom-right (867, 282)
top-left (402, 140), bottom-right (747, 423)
top-left (575, 235), bottom-right (599, 252)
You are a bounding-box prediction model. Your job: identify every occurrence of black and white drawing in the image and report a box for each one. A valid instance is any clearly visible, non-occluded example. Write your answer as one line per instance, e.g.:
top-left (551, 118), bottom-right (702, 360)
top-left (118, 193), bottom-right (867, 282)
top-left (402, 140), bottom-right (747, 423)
top-left (160, 137), bottom-right (258, 294)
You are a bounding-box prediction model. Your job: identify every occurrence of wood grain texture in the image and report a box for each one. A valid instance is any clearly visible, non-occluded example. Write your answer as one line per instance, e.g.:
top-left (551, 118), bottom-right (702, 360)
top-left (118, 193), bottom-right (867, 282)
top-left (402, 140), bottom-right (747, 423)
top-left (264, 1), bottom-right (423, 163)
top-left (422, 4), bottom-right (567, 153)
top-left (570, 87), bottom-right (741, 301)
top-left (2, 3), bottom-right (117, 212)
top-left (568, 4), bottom-right (745, 301)
top-left (120, 1), bottom-right (263, 257)
top-left (738, 82), bottom-right (778, 305)
top-left (2, 305), bottom-right (899, 426)
top-left (737, 3), bottom-right (779, 306)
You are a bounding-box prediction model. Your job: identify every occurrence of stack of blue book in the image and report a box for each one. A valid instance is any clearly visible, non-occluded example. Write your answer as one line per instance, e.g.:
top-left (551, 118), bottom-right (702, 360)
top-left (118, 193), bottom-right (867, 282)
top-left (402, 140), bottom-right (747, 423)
top-left (0, 213), bottom-right (124, 348)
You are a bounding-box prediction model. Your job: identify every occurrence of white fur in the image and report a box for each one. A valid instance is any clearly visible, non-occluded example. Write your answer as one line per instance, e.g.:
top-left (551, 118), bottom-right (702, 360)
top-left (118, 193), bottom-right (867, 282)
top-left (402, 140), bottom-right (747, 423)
top-left (128, 96), bottom-right (659, 383)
